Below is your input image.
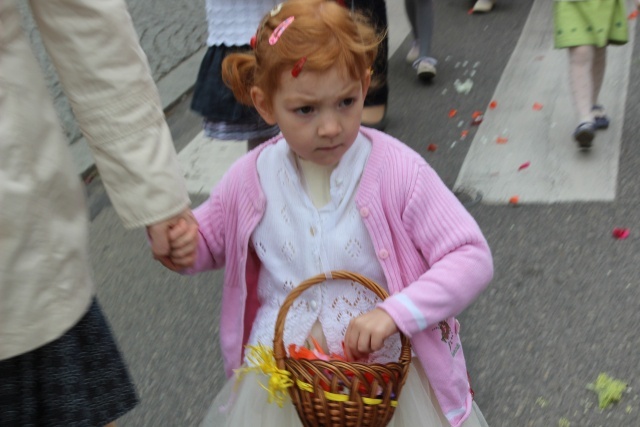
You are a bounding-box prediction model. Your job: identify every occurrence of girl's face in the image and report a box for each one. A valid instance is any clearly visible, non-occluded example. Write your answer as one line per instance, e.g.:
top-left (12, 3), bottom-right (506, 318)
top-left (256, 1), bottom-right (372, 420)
top-left (252, 65), bottom-right (370, 166)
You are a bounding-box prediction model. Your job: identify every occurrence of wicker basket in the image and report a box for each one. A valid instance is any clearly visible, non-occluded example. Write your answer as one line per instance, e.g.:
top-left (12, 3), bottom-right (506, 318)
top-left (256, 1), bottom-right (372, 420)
top-left (273, 270), bottom-right (412, 427)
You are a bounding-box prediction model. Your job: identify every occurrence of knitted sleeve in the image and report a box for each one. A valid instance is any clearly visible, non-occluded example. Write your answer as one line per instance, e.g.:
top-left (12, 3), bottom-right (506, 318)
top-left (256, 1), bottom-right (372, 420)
top-left (378, 163), bottom-right (493, 338)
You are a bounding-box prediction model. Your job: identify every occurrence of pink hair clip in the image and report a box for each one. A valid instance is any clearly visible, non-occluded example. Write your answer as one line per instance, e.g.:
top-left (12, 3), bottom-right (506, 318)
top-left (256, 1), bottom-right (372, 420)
top-left (269, 16), bottom-right (294, 45)
top-left (291, 57), bottom-right (307, 77)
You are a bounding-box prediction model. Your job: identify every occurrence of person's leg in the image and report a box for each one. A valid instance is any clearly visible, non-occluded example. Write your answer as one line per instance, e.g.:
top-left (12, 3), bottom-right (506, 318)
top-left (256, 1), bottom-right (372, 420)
top-left (568, 45), bottom-right (597, 147)
top-left (591, 46), bottom-right (609, 129)
top-left (353, 0), bottom-right (389, 128)
top-left (404, 0), bottom-right (420, 63)
top-left (569, 45), bottom-right (596, 123)
top-left (412, 0), bottom-right (437, 81)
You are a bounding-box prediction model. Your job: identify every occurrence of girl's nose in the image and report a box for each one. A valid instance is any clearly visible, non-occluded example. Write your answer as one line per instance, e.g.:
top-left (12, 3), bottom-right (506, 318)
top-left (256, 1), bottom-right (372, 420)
top-left (318, 112), bottom-right (341, 138)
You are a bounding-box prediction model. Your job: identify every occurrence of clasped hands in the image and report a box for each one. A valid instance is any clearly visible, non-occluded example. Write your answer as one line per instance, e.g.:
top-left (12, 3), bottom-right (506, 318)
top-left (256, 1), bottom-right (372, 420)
top-left (147, 208), bottom-right (199, 271)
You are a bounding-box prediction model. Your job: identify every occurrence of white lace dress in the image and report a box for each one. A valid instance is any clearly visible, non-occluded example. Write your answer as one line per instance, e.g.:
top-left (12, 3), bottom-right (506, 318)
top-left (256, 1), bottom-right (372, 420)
top-left (201, 136), bottom-right (489, 427)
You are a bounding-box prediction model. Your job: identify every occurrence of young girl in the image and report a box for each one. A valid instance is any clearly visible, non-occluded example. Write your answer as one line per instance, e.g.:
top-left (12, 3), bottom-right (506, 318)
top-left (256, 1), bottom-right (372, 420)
top-left (554, 0), bottom-right (638, 148)
top-left (190, 0), bottom-right (280, 149)
top-left (168, 1), bottom-right (493, 425)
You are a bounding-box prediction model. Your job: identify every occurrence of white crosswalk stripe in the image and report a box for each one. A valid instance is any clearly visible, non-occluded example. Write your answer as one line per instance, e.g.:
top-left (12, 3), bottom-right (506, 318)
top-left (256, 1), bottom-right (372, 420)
top-left (454, 0), bottom-right (636, 203)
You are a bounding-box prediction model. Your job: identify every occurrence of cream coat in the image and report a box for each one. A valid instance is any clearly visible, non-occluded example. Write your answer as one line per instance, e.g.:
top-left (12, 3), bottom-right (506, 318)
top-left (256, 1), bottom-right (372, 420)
top-left (0, 0), bottom-right (189, 360)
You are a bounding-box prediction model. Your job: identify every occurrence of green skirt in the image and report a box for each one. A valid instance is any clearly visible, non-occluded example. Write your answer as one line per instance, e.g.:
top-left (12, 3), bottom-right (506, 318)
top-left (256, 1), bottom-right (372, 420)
top-left (554, 0), bottom-right (629, 48)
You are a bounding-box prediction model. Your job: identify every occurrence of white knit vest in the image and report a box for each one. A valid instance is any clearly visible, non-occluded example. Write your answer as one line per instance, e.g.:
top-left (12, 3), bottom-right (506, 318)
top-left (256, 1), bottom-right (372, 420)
top-left (246, 134), bottom-right (401, 363)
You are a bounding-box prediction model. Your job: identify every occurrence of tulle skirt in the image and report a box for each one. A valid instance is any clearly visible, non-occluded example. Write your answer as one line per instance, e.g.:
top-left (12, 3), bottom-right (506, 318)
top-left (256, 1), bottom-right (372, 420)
top-left (201, 358), bottom-right (489, 427)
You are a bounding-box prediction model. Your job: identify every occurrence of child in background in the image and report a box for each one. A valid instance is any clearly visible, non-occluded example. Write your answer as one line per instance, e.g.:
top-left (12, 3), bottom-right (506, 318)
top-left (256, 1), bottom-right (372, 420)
top-left (168, 1), bottom-right (493, 425)
top-left (404, 0), bottom-right (437, 81)
top-left (554, 0), bottom-right (638, 148)
top-left (190, 0), bottom-right (280, 149)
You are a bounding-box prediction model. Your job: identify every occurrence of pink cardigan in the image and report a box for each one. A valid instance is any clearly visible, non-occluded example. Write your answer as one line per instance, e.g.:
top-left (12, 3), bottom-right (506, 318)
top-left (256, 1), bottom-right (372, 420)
top-left (187, 128), bottom-right (493, 427)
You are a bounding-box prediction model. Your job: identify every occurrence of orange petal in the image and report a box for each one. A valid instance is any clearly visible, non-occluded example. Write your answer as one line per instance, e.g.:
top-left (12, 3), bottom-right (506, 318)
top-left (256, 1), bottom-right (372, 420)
top-left (532, 102), bottom-right (543, 111)
top-left (489, 100), bottom-right (498, 109)
top-left (496, 136), bottom-right (508, 144)
top-left (509, 195), bottom-right (520, 205)
top-left (449, 109), bottom-right (458, 118)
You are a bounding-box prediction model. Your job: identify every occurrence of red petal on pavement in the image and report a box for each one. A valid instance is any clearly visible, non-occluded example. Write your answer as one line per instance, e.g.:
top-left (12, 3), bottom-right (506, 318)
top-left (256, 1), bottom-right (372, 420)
top-left (518, 161), bottom-right (531, 171)
top-left (532, 102), bottom-right (543, 111)
top-left (629, 10), bottom-right (638, 19)
top-left (472, 111), bottom-right (483, 119)
top-left (496, 136), bottom-right (508, 144)
top-left (468, 7), bottom-right (474, 14)
top-left (612, 228), bottom-right (630, 239)
top-left (461, 130), bottom-right (469, 138)
top-left (427, 143), bottom-right (438, 152)
top-left (489, 100), bottom-right (498, 109)
top-left (509, 196), bottom-right (520, 205)
top-left (449, 109), bottom-right (458, 118)
top-left (471, 115), bottom-right (484, 126)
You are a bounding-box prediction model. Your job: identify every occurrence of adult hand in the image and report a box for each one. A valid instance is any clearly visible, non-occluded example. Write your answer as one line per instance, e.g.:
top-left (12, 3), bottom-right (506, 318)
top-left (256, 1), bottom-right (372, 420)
top-left (147, 208), bottom-right (198, 271)
top-left (344, 308), bottom-right (398, 361)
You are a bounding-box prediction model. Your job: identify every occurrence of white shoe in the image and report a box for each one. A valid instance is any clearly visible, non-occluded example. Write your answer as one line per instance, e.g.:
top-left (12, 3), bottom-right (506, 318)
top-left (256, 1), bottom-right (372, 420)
top-left (472, 0), bottom-right (495, 13)
top-left (406, 40), bottom-right (419, 64)
top-left (414, 58), bottom-right (437, 82)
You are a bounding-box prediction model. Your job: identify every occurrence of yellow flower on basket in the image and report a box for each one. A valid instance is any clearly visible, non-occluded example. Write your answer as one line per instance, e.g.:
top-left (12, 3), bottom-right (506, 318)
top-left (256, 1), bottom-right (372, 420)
top-left (235, 344), bottom-right (293, 407)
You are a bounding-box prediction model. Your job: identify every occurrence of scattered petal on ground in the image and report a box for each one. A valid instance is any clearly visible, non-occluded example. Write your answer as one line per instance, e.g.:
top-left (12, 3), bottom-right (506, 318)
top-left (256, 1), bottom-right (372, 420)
top-left (558, 418), bottom-right (571, 427)
top-left (509, 195), bottom-right (519, 205)
top-left (427, 143), bottom-right (438, 152)
top-left (449, 109), bottom-right (458, 118)
top-left (612, 228), bottom-right (630, 239)
top-left (496, 136), bottom-right (508, 144)
top-left (471, 115), bottom-right (484, 126)
top-left (629, 10), bottom-right (638, 19)
top-left (587, 373), bottom-right (627, 409)
top-left (489, 100), bottom-right (498, 109)
top-left (454, 78), bottom-right (474, 94)
top-left (536, 397), bottom-right (549, 408)
top-left (518, 161), bottom-right (531, 171)
top-left (472, 111), bottom-right (483, 119)
top-left (533, 102), bottom-right (544, 111)
top-left (461, 130), bottom-right (469, 139)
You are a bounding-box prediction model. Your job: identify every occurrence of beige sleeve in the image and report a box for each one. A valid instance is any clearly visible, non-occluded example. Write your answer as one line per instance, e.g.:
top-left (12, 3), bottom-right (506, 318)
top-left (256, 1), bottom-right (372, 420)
top-left (28, 0), bottom-right (190, 228)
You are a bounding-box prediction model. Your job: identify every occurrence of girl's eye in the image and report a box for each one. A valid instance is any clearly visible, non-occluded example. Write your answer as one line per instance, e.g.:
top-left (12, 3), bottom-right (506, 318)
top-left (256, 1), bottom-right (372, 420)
top-left (340, 98), bottom-right (355, 107)
top-left (296, 106), bottom-right (314, 115)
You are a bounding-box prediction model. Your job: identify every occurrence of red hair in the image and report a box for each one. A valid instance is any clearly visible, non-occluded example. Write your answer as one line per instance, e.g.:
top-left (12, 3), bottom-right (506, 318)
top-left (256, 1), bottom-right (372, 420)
top-left (222, 0), bottom-right (381, 109)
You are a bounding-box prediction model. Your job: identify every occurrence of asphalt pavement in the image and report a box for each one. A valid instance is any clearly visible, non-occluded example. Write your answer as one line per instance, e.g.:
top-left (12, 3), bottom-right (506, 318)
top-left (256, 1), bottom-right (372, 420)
top-left (25, 0), bottom-right (640, 425)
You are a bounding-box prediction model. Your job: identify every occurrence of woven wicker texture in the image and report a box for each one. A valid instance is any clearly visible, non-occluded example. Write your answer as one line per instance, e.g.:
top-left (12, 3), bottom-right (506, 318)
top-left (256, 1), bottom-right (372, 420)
top-left (273, 271), bottom-right (412, 427)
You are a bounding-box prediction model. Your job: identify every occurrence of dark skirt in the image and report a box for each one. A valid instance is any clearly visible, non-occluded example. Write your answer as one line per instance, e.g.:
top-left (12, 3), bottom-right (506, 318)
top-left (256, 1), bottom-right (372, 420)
top-left (191, 44), bottom-right (279, 140)
top-left (0, 299), bottom-right (138, 427)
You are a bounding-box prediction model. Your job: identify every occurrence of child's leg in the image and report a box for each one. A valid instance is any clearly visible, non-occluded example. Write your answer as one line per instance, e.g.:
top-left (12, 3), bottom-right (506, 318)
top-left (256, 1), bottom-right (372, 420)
top-left (568, 45), bottom-right (596, 124)
top-left (592, 46), bottom-right (607, 108)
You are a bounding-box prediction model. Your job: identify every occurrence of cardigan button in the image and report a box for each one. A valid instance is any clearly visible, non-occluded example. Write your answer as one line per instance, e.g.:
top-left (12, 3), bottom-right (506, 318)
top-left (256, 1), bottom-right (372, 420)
top-left (359, 207), bottom-right (369, 218)
top-left (378, 249), bottom-right (389, 260)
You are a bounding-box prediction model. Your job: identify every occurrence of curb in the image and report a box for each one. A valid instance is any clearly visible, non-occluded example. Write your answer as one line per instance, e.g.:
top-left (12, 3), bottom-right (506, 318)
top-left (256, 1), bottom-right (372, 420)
top-left (72, 46), bottom-right (208, 179)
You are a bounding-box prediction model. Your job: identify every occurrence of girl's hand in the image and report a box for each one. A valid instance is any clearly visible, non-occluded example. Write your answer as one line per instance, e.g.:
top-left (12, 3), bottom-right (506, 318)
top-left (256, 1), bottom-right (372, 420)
top-left (344, 308), bottom-right (398, 361)
top-left (166, 217), bottom-right (199, 270)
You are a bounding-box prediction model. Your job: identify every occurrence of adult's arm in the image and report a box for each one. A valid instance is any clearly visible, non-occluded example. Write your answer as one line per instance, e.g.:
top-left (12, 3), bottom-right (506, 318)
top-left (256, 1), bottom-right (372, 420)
top-left (28, 0), bottom-right (190, 228)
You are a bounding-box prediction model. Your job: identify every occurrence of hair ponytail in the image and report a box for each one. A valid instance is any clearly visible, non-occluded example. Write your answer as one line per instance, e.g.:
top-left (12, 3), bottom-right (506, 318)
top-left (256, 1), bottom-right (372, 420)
top-left (221, 53), bottom-right (257, 107)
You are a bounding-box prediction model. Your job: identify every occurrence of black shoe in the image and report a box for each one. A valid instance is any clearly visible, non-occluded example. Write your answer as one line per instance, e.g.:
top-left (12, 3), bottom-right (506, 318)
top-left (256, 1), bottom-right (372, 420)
top-left (573, 121), bottom-right (596, 149)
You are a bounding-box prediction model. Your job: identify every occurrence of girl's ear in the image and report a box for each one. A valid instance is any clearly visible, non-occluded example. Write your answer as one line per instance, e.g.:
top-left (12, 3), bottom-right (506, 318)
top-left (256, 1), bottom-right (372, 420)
top-left (250, 87), bottom-right (277, 125)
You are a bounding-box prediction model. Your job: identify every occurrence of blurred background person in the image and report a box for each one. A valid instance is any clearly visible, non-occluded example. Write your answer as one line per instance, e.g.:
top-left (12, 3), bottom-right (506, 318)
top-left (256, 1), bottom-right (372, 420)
top-left (191, 0), bottom-right (281, 150)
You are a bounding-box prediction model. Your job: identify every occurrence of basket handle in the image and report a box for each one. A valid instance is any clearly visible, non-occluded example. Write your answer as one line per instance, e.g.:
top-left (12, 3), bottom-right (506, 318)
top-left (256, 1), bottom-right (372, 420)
top-left (273, 270), bottom-right (412, 368)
